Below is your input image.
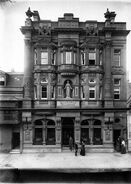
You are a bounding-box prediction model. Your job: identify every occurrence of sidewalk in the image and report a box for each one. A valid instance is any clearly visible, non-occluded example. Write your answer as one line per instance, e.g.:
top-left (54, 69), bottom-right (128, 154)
top-left (0, 152), bottom-right (131, 172)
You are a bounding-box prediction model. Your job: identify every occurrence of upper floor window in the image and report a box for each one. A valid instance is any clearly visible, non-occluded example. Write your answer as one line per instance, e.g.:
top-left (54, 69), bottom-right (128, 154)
top-left (81, 51), bottom-right (86, 65)
top-left (0, 76), bottom-right (5, 86)
top-left (41, 86), bottom-right (47, 99)
top-left (113, 49), bottom-right (121, 66)
top-left (41, 51), bottom-right (48, 64)
top-left (89, 87), bottom-right (96, 99)
top-left (114, 87), bottom-right (120, 100)
top-left (89, 48), bottom-right (96, 66)
top-left (114, 78), bottom-right (120, 86)
top-left (65, 52), bottom-right (72, 64)
top-left (51, 50), bottom-right (56, 65)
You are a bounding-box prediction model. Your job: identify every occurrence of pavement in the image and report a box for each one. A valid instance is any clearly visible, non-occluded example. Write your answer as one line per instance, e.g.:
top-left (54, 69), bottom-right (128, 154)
top-left (0, 151), bottom-right (131, 173)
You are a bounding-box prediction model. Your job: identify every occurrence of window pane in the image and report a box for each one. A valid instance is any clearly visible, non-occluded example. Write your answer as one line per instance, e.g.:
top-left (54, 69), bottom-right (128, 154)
top-left (0, 77), bottom-right (5, 86)
top-left (89, 88), bottom-right (95, 99)
top-left (89, 53), bottom-right (96, 60)
top-left (41, 51), bottom-right (48, 64)
top-left (42, 86), bottom-right (47, 98)
top-left (114, 79), bottom-right (120, 85)
top-left (66, 52), bottom-right (72, 64)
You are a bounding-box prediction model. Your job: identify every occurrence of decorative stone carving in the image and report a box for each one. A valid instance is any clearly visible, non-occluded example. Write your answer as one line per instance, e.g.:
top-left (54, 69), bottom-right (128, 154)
top-left (86, 26), bottom-right (98, 36)
top-left (38, 25), bottom-right (51, 36)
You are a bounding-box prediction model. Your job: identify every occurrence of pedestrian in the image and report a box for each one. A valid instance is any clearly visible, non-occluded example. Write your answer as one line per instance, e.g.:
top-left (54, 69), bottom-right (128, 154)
top-left (69, 136), bottom-right (73, 151)
top-left (74, 142), bottom-right (78, 156)
top-left (121, 138), bottom-right (126, 154)
top-left (80, 141), bottom-right (85, 156)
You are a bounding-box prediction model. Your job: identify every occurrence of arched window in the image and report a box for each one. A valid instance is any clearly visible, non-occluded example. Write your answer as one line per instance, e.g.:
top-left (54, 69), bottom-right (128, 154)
top-left (33, 120), bottom-right (43, 145)
top-left (81, 120), bottom-right (90, 144)
top-left (93, 120), bottom-right (102, 145)
top-left (46, 120), bottom-right (55, 145)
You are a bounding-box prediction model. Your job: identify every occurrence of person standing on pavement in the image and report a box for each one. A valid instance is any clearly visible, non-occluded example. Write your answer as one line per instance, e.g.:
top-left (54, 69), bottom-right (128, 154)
top-left (69, 136), bottom-right (73, 151)
top-left (121, 138), bottom-right (126, 154)
top-left (74, 142), bottom-right (78, 156)
top-left (80, 141), bottom-right (85, 156)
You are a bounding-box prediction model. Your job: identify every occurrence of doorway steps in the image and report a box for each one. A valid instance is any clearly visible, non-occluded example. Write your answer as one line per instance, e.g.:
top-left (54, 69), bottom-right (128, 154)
top-left (10, 149), bottom-right (20, 154)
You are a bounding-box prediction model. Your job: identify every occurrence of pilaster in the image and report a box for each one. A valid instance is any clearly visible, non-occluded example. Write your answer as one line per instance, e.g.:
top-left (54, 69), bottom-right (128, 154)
top-left (74, 117), bottom-right (80, 144)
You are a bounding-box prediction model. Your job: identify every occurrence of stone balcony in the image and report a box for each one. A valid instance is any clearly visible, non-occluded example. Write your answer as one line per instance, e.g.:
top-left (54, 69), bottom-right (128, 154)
top-left (34, 65), bottom-right (56, 72)
top-left (80, 65), bottom-right (103, 73)
top-left (58, 64), bottom-right (79, 76)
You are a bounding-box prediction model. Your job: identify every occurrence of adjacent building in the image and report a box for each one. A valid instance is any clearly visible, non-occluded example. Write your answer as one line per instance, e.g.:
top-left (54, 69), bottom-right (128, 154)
top-left (0, 8), bottom-right (130, 153)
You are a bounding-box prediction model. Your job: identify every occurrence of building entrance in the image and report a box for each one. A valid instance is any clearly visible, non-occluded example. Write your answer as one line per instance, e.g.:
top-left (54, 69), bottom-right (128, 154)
top-left (12, 132), bottom-right (20, 149)
top-left (62, 118), bottom-right (74, 147)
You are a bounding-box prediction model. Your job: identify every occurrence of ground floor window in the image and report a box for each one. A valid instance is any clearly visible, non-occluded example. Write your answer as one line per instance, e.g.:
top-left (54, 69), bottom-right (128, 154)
top-left (33, 119), bottom-right (56, 145)
top-left (46, 120), bottom-right (55, 145)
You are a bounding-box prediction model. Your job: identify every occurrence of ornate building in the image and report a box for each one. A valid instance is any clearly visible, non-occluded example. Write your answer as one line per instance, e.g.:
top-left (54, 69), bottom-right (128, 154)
top-left (0, 9), bottom-right (130, 153)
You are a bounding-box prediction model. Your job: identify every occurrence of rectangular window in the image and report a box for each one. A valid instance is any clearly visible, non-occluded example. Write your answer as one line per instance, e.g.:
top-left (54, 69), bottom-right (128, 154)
top-left (89, 48), bottom-right (96, 66)
top-left (41, 51), bottom-right (48, 64)
top-left (114, 87), bottom-right (120, 99)
top-left (51, 51), bottom-right (56, 65)
top-left (51, 86), bottom-right (55, 99)
top-left (114, 49), bottom-right (121, 66)
top-left (114, 78), bottom-right (120, 86)
top-left (41, 86), bottom-right (47, 99)
top-left (89, 87), bottom-right (95, 99)
top-left (81, 51), bottom-right (85, 65)
top-left (66, 52), bottom-right (72, 64)
top-left (0, 76), bottom-right (5, 86)
top-left (81, 86), bottom-right (85, 99)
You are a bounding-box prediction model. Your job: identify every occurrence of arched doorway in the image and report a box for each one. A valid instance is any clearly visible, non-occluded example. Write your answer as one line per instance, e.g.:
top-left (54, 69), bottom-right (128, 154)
top-left (62, 118), bottom-right (74, 147)
top-left (93, 120), bottom-right (102, 145)
top-left (81, 120), bottom-right (90, 144)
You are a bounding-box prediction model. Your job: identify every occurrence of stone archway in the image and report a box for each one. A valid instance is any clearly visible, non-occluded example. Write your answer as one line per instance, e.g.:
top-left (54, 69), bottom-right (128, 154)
top-left (62, 118), bottom-right (74, 146)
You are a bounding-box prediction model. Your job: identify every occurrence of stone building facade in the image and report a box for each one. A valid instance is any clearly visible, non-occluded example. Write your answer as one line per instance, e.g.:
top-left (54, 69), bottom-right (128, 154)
top-left (0, 9), bottom-right (130, 153)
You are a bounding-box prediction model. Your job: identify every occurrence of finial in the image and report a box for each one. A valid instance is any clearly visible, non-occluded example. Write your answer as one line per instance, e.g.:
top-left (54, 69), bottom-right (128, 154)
top-left (26, 7), bottom-right (33, 18)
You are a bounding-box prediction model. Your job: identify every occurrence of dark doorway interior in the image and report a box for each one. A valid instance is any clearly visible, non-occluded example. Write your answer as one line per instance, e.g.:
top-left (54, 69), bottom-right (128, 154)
top-left (62, 118), bottom-right (74, 146)
top-left (113, 129), bottom-right (121, 148)
top-left (93, 128), bottom-right (102, 145)
top-left (12, 132), bottom-right (20, 149)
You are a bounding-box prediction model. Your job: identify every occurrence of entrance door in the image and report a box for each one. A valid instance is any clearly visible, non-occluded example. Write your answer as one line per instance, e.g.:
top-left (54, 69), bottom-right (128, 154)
top-left (113, 129), bottom-right (121, 148)
top-left (62, 118), bottom-right (74, 146)
top-left (12, 132), bottom-right (20, 149)
top-left (93, 128), bottom-right (102, 145)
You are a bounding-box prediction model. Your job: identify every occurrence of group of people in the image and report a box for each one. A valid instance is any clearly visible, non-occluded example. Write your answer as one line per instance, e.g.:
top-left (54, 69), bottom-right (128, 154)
top-left (116, 136), bottom-right (126, 154)
top-left (69, 136), bottom-right (85, 156)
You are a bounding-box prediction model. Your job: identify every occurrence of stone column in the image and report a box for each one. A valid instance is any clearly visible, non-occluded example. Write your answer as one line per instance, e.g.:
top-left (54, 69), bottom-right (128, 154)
top-left (42, 120), bottom-right (46, 145)
top-left (74, 117), bottom-right (80, 144)
top-left (56, 117), bottom-right (61, 146)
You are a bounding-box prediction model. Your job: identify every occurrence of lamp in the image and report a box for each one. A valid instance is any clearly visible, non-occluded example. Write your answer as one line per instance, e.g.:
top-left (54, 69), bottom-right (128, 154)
top-left (105, 117), bottom-right (112, 130)
top-left (23, 117), bottom-right (30, 130)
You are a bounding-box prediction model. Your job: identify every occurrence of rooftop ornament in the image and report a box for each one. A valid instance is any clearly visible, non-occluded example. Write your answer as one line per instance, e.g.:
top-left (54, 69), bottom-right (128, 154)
top-left (25, 7), bottom-right (33, 19)
top-left (104, 8), bottom-right (116, 22)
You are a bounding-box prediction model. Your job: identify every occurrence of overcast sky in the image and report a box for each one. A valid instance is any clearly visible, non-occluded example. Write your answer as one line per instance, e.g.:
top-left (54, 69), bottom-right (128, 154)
top-left (0, 0), bottom-right (131, 80)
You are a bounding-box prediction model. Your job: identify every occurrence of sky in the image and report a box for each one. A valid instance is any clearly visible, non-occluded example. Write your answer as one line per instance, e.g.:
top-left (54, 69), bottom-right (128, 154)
top-left (0, 0), bottom-right (131, 80)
